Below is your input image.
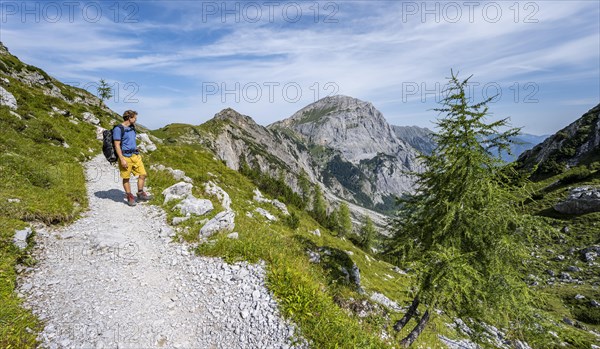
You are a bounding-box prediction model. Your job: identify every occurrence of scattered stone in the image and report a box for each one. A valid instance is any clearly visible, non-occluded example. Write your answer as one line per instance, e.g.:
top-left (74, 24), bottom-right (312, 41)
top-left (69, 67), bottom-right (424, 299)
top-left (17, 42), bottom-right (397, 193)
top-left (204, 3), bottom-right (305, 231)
top-left (559, 272), bottom-right (572, 281)
top-left (173, 197), bottom-right (213, 216)
top-left (81, 112), bottom-right (100, 125)
top-left (439, 335), bottom-right (478, 349)
top-left (150, 165), bottom-right (193, 183)
top-left (172, 216), bottom-right (191, 225)
top-left (393, 266), bottom-right (407, 275)
top-left (252, 188), bottom-right (289, 215)
top-left (13, 227), bottom-right (32, 250)
top-left (562, 226), bottom-right (570, 234)
top-left (575, 294), bottom-right (586, 300)
top-left (566, 265), bottom-right (581, 273)
top-left (0, 77), bottom-right (9, 85)
top-left (563, 317), bottom-right (575, 326)
top-left (199, 210), bottom-right (235, 238)
top-left (546, 269), bottom-right (556, 277)
top-left (345, 250), bottom-right (354, 256)
top-left (7, 198), bottom-right (21, 203)
top-left (204, 181), bottom-right (232, 210)
top-left (137, 133), bottom-right (157, 152)
top-left (350, 263), bottom-right (364, 294)
top-left (307, 250), bottom-right (320, 263)
top-left (591, 300), bottom-right (600, 308)
top-left (162, 182), bottom-right (193, 204)
top-left (370, 292), bottom-right (401, 312)
top-left (312, 229), bottom-right (321, 237)
top-left (255, 208), bottom-right (277, 221)
top-left (584, 252), bottom-right (597, 262)
top-left (227, 232), bottom-right (238, 239)
top-left (554, 255), bottom-right (565, 261)
top-left (554, 187), bottom-right (600, 215)
top-left (0, 86), bottom-right (17, 110)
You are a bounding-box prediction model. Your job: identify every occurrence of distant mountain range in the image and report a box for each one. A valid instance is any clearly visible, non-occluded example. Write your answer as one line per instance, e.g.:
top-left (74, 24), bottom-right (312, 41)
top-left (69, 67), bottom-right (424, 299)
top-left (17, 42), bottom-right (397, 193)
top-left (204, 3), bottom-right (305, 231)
top-left (391, 124), bottom-right (549, 163)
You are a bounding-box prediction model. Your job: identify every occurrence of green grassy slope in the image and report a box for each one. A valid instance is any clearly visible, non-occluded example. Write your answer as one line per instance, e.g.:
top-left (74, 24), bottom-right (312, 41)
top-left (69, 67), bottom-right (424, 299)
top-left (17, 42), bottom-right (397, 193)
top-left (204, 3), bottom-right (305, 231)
top-left (0, 50), bottom-right (119, 347)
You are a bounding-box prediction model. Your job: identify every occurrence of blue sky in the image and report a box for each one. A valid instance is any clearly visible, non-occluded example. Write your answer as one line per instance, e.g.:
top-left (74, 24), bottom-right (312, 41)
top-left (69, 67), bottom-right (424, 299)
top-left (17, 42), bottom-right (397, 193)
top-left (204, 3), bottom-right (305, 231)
top-left (1, 1), bottom-right (598, 135)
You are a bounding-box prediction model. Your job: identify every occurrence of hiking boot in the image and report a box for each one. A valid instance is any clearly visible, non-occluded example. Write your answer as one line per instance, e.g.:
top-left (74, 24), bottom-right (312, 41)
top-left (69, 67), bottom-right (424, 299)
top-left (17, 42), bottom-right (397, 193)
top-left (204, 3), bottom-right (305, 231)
top-left (126, 193), bottom-right (137, 206)
top-left (137, 191), bottom-right (151, 201)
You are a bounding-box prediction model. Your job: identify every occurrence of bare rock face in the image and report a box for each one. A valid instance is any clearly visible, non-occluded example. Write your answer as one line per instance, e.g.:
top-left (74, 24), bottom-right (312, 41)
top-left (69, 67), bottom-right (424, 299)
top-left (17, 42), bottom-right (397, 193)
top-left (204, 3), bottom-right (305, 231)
top-left (554, 187), bottom-right (600, 215)
top-left (276, 95), bottom-right (420, 166)
top-left (270, 95), bottom-right (423, 206)
top-left (392, 125), bottom-right (436, 155)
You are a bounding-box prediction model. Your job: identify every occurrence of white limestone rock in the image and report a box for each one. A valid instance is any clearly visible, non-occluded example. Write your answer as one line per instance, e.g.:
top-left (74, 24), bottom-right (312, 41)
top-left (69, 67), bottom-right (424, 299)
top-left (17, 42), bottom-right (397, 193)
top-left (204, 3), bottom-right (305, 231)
top-left (162, 182), bottom-right (193, 204)
top-left (199, 210), bottom-right (235, 238)
top-left (173, 197), bottom-right (213, 216)
top-left (0, 86), bottom-right (17, 110)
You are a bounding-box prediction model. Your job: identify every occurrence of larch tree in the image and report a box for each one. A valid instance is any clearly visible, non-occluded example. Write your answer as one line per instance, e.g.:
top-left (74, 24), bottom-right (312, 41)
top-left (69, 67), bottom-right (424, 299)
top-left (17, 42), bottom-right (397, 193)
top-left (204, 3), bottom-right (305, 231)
top-left (386, 71), bottom-right (545, 347)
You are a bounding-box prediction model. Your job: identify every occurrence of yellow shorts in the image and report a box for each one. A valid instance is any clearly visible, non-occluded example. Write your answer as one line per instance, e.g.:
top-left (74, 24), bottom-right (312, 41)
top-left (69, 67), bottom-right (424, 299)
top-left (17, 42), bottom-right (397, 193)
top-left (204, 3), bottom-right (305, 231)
top-left (119, 154), bottom-right (147, 179)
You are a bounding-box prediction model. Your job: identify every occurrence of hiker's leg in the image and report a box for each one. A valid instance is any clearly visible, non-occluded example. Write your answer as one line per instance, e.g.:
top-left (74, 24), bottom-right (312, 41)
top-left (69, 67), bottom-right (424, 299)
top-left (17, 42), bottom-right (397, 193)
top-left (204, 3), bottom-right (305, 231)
top-left (122, 178), bottom-right (131, 193)
top-left (137, 175), bottom-right (146, 192)
top-left (131, 154), bottom-right (147, 193)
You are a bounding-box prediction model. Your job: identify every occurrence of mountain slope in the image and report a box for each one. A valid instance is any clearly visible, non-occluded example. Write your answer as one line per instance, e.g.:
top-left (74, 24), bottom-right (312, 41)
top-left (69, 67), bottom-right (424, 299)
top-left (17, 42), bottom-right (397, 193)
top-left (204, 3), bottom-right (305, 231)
top-left (391, 125), bottom-right (436, 155)
top-left (518, 104), bottom-right (600, 177)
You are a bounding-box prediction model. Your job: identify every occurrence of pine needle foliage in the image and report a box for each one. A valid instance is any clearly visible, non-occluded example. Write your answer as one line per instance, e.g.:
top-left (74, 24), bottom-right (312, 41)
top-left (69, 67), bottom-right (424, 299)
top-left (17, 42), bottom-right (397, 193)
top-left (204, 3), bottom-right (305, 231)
top-left (387, 71), bottom-right (546, 346)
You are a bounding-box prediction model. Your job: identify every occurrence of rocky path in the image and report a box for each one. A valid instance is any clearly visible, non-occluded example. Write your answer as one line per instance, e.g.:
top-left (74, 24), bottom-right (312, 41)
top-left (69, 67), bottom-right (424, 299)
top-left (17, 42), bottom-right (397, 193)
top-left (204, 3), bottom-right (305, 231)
top-left (18, 155), bottom-right (304, 349)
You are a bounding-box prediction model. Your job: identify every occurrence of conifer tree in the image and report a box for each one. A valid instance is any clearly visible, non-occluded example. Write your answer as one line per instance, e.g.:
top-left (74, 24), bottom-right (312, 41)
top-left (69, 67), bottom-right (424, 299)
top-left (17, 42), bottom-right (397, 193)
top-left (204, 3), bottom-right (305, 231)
top-left (338, 202), bottom-right (352, 237)
top-left (387, 71), bottom-right (542, 347)
top-left (358, 215), bottom-right (375, 251)
top-left (311, 184), bottom-right (327, 226)
top-left (97, 79), bottom-right (112, 107)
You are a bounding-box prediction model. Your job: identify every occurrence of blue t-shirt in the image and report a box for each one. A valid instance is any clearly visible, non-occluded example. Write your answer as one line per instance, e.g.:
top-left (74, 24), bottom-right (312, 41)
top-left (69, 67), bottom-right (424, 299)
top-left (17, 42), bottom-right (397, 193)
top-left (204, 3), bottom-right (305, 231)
top-left (113, 125), bottom-right (138, 157)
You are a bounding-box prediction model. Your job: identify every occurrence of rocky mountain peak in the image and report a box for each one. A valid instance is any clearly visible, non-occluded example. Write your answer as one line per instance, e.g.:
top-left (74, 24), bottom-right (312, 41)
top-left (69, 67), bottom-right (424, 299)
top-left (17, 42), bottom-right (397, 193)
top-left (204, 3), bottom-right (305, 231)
top-left (271, 95), bottom-right (416, 165)
top-left (274, 95), bottom-right (385, 128)
top-left (0, 42), bottom-right (8, 55)
top-left (213, 108), bottom-right (259, 128)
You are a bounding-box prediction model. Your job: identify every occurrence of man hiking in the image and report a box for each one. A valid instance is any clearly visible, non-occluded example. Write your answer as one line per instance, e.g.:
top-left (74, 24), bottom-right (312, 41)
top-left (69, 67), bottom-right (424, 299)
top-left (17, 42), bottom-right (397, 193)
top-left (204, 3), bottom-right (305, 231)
top-left (113, 110), bottom-right (151, 206)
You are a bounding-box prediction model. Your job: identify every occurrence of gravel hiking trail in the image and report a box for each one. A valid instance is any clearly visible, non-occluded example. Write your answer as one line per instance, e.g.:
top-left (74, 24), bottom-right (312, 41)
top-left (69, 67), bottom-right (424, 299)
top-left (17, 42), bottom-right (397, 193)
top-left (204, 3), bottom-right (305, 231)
top-left (18, 155), bottom-right (304, 349)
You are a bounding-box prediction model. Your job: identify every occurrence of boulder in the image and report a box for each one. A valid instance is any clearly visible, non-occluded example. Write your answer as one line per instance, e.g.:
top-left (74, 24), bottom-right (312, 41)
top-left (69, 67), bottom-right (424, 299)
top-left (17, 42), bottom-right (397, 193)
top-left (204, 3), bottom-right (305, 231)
top-left (370, 292), bottom-right (401, 312)
top-left (255, 208), bottom-right (277, 221)
top-left (82, 112), bottom-right (100, 125)
top-left (0, 86), bottom-right (17, 110)
top-left (137, 133), bottom-right (157, 152)
top-left (350, 263), bottom-right (364, 294)
top-left (204, 181), bottom-right (232, 210)
top-left (252, 188), bottom-right (289, 215)
top-left (173, 197), bottom-right (213, 216)
top-left (13, 227), bottom-right (32, 250)
top-left (162, 182), bottom-right (193, 204)
top-left (554, 187), bottom-right (600, 215)
top-left (199, 210), bottom-right (235, 237)
top-left (172, 215), bottom-right (191, 225)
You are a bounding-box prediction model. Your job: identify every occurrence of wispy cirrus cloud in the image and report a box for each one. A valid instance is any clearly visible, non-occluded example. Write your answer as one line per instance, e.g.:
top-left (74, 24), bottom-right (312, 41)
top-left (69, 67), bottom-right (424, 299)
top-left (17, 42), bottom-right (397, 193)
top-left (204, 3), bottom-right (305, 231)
top-left (0, 0), bottom-right (598, 134)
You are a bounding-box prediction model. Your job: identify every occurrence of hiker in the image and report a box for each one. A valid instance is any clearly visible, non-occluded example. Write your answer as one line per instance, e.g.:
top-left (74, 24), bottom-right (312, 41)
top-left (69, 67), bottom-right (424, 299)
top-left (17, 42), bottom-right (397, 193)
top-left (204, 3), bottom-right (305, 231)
top-left (113, 110), bottom-right (151, 206)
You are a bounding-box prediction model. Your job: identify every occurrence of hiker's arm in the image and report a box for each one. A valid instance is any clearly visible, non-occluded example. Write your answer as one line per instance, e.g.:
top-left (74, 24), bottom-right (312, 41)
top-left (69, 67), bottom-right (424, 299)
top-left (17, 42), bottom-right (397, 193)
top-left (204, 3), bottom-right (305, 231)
top-left (114, 140), bottom-right (127, 168)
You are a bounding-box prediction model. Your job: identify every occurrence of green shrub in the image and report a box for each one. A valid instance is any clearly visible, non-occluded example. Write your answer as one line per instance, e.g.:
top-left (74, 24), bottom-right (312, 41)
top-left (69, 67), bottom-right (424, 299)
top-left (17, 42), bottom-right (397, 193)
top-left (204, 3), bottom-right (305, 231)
top-left (284, 211), bottom-right (300, 230)
top-left (560, 166), bottom-right (591, 185)
top-left (573, 306), bottom-right (600, 325)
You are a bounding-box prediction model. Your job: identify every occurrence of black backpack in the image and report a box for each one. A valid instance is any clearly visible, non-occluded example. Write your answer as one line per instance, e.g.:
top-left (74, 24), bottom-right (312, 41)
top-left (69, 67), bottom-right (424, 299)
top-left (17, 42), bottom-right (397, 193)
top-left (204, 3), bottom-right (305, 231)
top-left (102, 124), bottom-right (125, 163)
